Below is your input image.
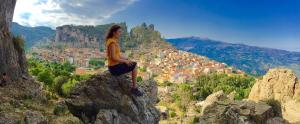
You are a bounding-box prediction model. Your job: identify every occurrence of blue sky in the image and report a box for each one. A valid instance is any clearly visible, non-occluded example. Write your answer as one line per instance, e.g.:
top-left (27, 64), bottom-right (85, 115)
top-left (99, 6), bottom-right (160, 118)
top-left (14, 0), bottom-right (300, 52)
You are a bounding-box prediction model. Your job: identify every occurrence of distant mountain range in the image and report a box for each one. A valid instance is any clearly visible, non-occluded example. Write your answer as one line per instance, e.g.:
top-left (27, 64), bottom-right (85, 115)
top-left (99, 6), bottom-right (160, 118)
top-left (166, 37), bottom-right (300, 77)
top-left (11, 22), bottom-right (55, 49)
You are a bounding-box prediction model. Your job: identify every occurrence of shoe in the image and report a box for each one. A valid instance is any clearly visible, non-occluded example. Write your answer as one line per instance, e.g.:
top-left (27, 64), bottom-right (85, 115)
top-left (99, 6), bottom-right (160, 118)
top-left (131, 88), bottom-right (143, 96)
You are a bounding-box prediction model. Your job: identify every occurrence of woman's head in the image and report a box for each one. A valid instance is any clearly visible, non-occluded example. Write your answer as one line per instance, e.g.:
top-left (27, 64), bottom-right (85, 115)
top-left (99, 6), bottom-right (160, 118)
top-left (105, 25), bottom-right (122, 41)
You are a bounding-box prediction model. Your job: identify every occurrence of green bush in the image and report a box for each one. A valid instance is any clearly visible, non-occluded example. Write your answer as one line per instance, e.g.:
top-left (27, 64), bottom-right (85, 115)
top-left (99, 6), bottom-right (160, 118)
top-left (89, 58), bottom-right (105, 69)
top-left (169, 111), bottom-right (176, 118)
top-left (62, 79), bottom-right (79, 97)
top-left (37, 69), bottom-right (54, 86)
top-left (28, 58), bottom-right (78, 97)
top-left (53, 76), bottom-right (69, 96)
top-left (137, 76), bottom-right (143, 82)
top-left (194, 73), bottom-right (255, 100)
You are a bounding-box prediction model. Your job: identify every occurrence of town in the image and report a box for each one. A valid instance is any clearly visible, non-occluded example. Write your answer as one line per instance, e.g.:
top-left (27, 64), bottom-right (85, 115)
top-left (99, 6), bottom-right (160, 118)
top-left (28, 44), bottom-right (243, 84)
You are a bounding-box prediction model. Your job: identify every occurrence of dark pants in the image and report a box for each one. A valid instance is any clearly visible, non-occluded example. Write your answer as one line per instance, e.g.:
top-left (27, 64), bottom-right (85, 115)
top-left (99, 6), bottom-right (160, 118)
top-left (108, 62), bottom-right (137, 76)
top-left (0, 80), bottom-right (6, 87)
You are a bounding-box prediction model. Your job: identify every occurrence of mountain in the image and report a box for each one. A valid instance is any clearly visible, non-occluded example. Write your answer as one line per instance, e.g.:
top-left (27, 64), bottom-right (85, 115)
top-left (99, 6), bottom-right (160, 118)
top-left (11, 22), bottom-right (55, 49)
top-left (55, 23), bottom-right (128, 50)
top-left (166, 37), bottom-right (300, 77)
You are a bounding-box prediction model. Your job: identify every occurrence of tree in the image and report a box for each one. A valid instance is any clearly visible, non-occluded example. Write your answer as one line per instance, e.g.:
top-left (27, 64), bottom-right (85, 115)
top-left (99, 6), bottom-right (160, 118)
top-left (37, 69), bottom-right (54, 86)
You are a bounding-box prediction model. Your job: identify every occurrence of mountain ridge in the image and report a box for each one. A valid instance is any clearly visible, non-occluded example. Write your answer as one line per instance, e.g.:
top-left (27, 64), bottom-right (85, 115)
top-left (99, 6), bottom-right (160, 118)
top-left (166, 37), bottom-right (300, 77)
top-left (170, 36), bottom-right (300, 53)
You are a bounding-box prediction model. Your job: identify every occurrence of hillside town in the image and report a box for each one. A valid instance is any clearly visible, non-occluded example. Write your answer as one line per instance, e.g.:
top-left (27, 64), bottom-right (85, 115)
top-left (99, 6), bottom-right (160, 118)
top-left (130, 47), bottom-right (243, 83)
top-left (28, 44), bottom-right (243, 83)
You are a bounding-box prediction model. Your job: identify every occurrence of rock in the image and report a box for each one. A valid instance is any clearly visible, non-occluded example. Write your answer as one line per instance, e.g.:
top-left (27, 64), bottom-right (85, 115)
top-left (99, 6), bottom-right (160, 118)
top-left (198, 91), bottom-right (278, 124)
top-left (0, 112), bottom-right (21, 124)
top-left (248, 68), bottom-right (300, 123)
top-left (199, 90), bottom-right (230, 115)
top-left (0, 0), bottom-right (28, 80)
top-left (267, 117), bottom-right (289, 124)
top-left (65, 71), bottom-right (160, 124)
top-left (24, 110), bottom-right (48, 124)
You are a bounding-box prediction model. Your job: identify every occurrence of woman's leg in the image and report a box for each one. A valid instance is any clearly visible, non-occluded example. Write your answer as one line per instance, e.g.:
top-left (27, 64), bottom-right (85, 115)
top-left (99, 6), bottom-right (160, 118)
top-left (131, 66), bottom-right (137, 89)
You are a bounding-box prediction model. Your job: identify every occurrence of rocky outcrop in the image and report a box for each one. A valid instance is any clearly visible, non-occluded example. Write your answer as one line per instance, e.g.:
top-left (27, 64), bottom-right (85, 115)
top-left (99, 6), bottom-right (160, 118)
top-left (248, 68), bottom-right (300, 123)
top-left (197, 91), bottom-right (288, 124)
top-left (54, 23), bottom-right (128, 49)
top-left (24, 111), bottom-right (48, 124)
top-left (65, 71), bottom-right (160, 124)
top-left (55, 25), bottom-right (100, 48)
top-left (0, 0), bottom-right (28, 80)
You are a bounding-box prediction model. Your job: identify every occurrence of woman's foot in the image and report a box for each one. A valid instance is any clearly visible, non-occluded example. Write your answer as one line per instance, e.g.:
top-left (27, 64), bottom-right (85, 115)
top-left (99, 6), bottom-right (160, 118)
top-left (131, 88), bottom-right (143, 96)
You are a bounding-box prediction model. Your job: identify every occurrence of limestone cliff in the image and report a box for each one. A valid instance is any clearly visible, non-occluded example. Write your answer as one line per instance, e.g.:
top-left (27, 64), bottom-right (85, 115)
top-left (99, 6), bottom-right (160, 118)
top-left (54, 23), bottom-right (128, 49)
top-left (65, 71), bottom-right (160, 124)
top-left (248, 68), bottom-right (300, 123)
top-left (0, 0), bottom-right (28, 80)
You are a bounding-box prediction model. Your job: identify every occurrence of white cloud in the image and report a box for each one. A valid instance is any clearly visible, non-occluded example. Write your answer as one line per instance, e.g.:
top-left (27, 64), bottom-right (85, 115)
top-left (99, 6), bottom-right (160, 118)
top-left (13, 0), bottom-right (138, 28)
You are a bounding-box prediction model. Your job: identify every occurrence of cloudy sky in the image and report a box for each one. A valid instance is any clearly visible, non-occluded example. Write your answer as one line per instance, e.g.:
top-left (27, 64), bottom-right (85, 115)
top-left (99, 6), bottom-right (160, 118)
top-left (13, 0), bottom-right (300, 52)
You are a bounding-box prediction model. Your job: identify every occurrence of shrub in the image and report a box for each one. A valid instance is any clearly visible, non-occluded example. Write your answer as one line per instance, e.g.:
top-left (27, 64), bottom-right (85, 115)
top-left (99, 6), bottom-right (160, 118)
top-left (169, 111), bottom-right (176, 118)
top-left (37, 69), bottom-right (54, 86)
top-left (53, 76), bottom-right (69, 96)
top-left (62, 79), bottom-right (79, 97)
top-left (194, 73), bottom-right (255, 100)
top-left (137, 76), bottom-right (143, 82)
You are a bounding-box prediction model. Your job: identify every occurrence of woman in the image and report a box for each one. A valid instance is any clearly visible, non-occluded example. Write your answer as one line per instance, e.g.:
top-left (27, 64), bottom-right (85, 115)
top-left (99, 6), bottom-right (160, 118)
top-left (105, 25), bottom-right (143, 96)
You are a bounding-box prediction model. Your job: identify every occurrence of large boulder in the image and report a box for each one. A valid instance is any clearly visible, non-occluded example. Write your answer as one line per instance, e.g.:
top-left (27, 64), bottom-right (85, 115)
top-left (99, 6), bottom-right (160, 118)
top-left (65, 71), bottom-right (160, 124)
top-left (0, 0), bottom-right (28, 80)
top-left (248, 68), bottom-right (300, 123)
top-left (198, 91), bottom-right (287, 124)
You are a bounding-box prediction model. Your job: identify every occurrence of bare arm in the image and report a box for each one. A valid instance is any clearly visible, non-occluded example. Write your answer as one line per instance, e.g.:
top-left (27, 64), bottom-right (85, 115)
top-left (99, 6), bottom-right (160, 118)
top-left (120, 56), bottom-right (128, 60)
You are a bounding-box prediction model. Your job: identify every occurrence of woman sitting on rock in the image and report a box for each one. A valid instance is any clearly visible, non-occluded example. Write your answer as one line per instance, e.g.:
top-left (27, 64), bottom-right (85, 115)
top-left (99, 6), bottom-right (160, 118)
top-left (105, 25), bottom-right (143, 96)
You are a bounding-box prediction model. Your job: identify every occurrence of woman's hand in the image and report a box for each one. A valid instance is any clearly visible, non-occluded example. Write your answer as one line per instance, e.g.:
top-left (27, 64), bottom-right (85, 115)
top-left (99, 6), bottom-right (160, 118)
top-left (125, 60), bottom-right (134, 66)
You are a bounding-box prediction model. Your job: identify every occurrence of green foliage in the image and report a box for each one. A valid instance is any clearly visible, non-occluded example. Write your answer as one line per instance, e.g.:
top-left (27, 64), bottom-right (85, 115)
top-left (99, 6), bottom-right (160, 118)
top-left (62, 79), bottom-right (79, 97)
top-left (53, 76), bottom-right (69, 96)
top-left (159, 81), bottom-right (173, 87)
top-left (171, 83), bottom-right (194, 112)
top-left (28, 58), bottom-right (90, 97)
top-left (62, 61), bottom-right (76, 72)
top-left (194, 73), bottom-right (255, 100)
top-left (89, 58), bottom-right (105, 69)
top-left (37, 69), bottom-right (54, 86)
top-left (169, 111), bottom-right (176, 118)
top-left (137, 76), bottom-right (143, 82)
top-left (139, 67), bottom-right (147, 72)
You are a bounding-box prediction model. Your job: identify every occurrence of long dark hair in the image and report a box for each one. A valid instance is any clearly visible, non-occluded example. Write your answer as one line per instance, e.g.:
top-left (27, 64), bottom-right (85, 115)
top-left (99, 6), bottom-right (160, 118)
top-left (105, 25), bottom-right (121, 42)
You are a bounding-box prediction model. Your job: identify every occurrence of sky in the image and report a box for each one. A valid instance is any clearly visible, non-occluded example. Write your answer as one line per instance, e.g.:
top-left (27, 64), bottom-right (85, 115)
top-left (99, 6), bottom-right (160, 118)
top-left (13, 0), bottom-right (300, 52)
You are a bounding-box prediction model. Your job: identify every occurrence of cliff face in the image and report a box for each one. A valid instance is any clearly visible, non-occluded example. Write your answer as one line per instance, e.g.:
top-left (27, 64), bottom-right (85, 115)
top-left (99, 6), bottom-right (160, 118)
top-left (65, 71), bottom-right (160, 124)
top-left (54, 23), bottom-right (128, 49)
top-left (248, 68), bottom-right (300, 123)
top-left (55, 25), bottom-right (100, 48)
top-left (0, 0), bottom-right (27, 80)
